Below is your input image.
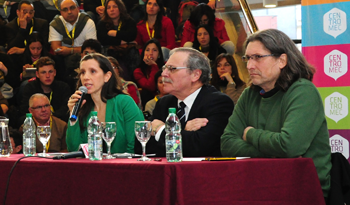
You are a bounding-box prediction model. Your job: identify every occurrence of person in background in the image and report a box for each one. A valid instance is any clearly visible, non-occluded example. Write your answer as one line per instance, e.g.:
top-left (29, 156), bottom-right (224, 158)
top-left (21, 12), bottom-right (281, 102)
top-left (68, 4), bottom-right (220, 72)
top-left (97, 0), bottom-right (137, 47)
top-left (20, 56), bottom-right (71, 124)
top-left (211, 53), bottom-right (246, 104)
top-left (6, 0), bottom-right (48, 55)
top-left (25, 93), bottom-right (67, 153)
top-left (145, 47), bottom-right (234, 157)
top-left (144, 69), bottom-right (167, 118)
top-left (107, 56), bottom-right (142, 110)
top-left (192, 24), bottom-right (226, 66)
top-left (220, 29), bottom-right (331, 198)
top-left (133, 38), bottom-right (164, 109)
top-left (181, 3), bottom-right (234, 55)
top-left (135, 0), bottom-right (176, 61)
top-left (10, 128), bottom-right (22, 154)
top-left (66, 53), bottom-right (144, 154)
top-left (0, 90), bottom-right (9, 115)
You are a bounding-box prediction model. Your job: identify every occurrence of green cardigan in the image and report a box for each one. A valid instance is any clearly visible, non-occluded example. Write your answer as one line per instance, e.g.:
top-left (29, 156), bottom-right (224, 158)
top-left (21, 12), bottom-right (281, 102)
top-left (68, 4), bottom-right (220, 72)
top-left (66, 94), bottom-right (144, 153)
top-left (221, 78), bottom-right (331, 197)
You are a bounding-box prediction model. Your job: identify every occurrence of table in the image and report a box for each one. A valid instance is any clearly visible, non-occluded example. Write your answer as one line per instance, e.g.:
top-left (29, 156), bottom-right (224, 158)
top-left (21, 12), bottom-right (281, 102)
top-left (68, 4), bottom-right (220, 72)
top-left (0, 155), bottom-right (325, 205)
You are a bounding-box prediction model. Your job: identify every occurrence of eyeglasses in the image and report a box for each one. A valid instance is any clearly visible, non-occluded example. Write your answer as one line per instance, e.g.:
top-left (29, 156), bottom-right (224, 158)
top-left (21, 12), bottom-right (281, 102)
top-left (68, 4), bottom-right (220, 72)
top-left (241, 54), bottom-right (275, 62)
top-left (31, 104), bottom-right (51, 110)
top-left (61, 5), bottom-right (77, 12)
top-left (162, 65), bottom-right (188, 73)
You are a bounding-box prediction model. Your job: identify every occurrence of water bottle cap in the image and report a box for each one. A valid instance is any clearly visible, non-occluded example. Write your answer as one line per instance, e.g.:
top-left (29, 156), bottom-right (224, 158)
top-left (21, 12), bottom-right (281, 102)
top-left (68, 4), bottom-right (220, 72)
top-left (91, 111), bottom-right (98, 116)
top-left (26, 113), bottom-right (32, 117)
top-left (168, 108), bottom-right (176, 114)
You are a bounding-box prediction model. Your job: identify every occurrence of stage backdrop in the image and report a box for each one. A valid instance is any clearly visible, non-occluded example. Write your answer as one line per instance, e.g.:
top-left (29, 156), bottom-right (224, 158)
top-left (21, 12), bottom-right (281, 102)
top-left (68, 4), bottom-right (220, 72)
top-left (302, 0), bottom-right (350, 161)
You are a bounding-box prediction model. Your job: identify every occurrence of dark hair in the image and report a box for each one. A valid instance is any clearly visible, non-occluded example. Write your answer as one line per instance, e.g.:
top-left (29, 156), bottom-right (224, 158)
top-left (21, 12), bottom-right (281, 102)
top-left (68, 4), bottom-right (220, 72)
top-left (139, 38), bottom-right (164, 77)
top-left (77, 53), bottom-right (124, 130)
top-left (244, 29), bottom-right (315, 91)
top-left (102, 0), bottom-right (130, 30)
top-left (18, 0), bottom-right (33, 10)
top-left (192, 24), bottom-right (221, 62)
top-left (170, 47), bottom-right (211, 84)
top-left (188, 3), bottom-right (215, 28)
top-left (143, 0), bottom-right (165, 39)
top-left (212, 53), bottom-right (245, 90)
top-left (81, 39), bottom-right (102, 54)
top-left (23, 33), bottom-right (49, 65)
top-left (154, 70), bottom-right (162, 92)
top-left (107, 56), bottom-right (123, 76)
top-left (36, 56), bottom-right (55, 71)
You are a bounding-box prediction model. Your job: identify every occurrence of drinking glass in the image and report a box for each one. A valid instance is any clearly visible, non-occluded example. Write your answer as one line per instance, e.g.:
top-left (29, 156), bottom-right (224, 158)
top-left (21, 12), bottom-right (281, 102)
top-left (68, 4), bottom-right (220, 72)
top-left (134, 121), bottom-right (152, 161)
top-left (101, 122), bottom-right (116, 159)
top-left (37, 126), bottom-right (51, 157)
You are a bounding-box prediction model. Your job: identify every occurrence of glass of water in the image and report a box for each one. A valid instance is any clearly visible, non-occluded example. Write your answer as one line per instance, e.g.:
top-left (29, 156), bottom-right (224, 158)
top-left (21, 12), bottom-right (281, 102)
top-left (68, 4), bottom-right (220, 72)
top-left (135, 121), bottom-right (152, 161)
top-left (37, 126), bottom-right (51, 157)
top-left (101, 122), bottom-right (116, 159)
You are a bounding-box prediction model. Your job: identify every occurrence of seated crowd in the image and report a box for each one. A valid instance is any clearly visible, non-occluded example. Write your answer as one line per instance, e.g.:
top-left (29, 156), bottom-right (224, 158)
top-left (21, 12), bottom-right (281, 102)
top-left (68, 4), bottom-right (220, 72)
top-left (0, 0), bottom-right (332, 200)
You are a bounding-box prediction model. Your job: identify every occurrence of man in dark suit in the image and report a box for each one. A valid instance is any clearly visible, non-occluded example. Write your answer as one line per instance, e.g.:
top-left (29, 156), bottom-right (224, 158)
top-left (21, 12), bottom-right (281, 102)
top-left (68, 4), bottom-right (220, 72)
top-left (149, 47), bottom-right (234, 157)
top-left (5, 0), bottom-right (49, 55)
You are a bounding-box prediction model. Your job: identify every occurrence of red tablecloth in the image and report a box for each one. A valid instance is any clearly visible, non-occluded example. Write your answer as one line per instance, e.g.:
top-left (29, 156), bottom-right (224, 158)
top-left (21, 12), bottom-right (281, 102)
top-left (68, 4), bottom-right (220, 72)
top-left (0, 155), bottom-right (325, 205)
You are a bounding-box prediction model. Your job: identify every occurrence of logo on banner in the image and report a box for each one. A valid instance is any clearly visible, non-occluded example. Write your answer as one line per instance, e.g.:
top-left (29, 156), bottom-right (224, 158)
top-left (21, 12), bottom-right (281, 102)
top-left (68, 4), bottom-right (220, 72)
top-left (330, 134), bottom-right (349, 159)
top-left (324, 50), bottom-right (348, 81)
top-left (325, 92), bottom-right (348, 123)
top-left (323, 8), bottom-right (347, 38)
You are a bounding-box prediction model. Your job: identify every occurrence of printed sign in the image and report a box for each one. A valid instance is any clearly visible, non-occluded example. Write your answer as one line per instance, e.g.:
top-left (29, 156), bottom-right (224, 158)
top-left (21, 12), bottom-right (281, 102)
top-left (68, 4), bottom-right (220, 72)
top-left (324, 50), bottom-right (348, 81)
top-left (330, 134), bottom-right (349, 159)
top-left (325, 92), bottom-right (348, 123)
top-left (323, 8), bottom-right (347, 38)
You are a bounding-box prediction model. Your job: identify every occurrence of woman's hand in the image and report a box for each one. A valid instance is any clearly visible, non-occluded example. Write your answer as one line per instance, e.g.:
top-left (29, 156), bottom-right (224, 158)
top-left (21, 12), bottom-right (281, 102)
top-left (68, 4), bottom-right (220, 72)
top-left (67, 90), bottom-right (86, 113)
top-left (96, 6), bottom-right (105, 17)
top-left (220, 72), bottom-right (235, 84)
top-left (143, 55), bottom-right (157, 66)
top-left (23, 64), bottom-right (32, 71)
top-left (107, 30), bottom-right (117, 37)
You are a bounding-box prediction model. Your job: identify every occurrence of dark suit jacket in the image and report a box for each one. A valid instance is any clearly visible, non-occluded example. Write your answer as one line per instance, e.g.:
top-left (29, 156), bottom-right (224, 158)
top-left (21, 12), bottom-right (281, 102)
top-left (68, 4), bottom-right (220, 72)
top-left (141, 84), bottom-right (234, 157)
top-left (5, 17), bottom-right (49, 50)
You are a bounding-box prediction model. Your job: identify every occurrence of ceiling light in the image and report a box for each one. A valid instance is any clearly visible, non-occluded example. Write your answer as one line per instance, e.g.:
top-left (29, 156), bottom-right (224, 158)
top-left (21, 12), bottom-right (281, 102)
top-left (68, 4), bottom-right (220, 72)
top-left (263, 0), bottom-right (277, 8)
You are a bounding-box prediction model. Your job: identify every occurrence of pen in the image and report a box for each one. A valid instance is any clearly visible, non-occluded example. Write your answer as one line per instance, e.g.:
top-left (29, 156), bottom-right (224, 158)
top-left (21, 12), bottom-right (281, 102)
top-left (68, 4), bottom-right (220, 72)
top-left (204, 157), bottom-right (250, 161)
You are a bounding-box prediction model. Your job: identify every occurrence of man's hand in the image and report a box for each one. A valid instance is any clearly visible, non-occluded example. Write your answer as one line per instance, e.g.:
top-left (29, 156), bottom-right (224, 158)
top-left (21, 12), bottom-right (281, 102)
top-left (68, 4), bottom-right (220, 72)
top-left (184, 118), bottom-right (208, 131)
top-left (0, 62), bottom-right (8, 76)
top-left (96, 6), bottom-right (105, 17)
top-left (7, 47), bottom-right (25, 55)
top-left (18, 11), bottom-right (28, 29)
top-left (151, 119), bottom-right (165, 136)
top-left (55, 46), bottom-right (72, 56)
top-left (243, 126), bottom-right (253, 141)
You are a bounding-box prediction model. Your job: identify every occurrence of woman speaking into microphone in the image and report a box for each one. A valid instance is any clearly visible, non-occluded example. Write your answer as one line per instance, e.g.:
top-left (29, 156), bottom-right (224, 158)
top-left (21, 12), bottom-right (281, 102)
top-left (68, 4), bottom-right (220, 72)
top-left (66, 53), bottom-right (144, 154)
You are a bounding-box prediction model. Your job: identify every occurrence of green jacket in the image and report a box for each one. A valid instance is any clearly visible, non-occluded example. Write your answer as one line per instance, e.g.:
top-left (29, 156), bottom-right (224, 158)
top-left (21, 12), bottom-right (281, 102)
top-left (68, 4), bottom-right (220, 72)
top-left (221, 78), bottom-right (331, 197)
top-left (66, 94), bottom-right (144, 154)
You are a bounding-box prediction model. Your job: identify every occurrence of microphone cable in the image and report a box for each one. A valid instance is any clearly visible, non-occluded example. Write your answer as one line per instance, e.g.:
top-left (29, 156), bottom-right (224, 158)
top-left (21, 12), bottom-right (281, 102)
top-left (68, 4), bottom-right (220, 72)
top-left (3, 156), bottom-right (52, 205)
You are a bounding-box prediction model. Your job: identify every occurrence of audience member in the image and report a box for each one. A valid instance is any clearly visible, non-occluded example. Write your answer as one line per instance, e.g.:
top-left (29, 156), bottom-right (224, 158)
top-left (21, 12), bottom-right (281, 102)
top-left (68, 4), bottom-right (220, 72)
top-left (220, 29), bottom-right (331, 197)
top-left (0, 90), bottom-right (9, 115)
top-left (0, 0), bottom-right (18, 20)
top-left (20, 57), bottom-right (71, 123)
top-left (133, 38), bottom-right (164, 109)
top-left (211, 53), bottom-right (246, 104)
top-left (181, 3), bottom-right (234, 55)
top-left (144, 69), bottom-right (166, 116)
top-left (66, 53), bottom-right (144, 153)
top-left (135, 0), bottom-right (176, 61)
top-left (107, 56), bottom-right (142, 109)
top-left (144, 47), bottom-right (234, 157)
top-left (6, 0), bottom-right (49, 55)
top-left (37, 0), bottom-right (61, 22)
top-left (192, 24), bottom-right (226, 66)
top-left (97, 0), bottom-right (137, 47)
top-left (10, 128), bottom-right (22, 154)
top-left (26, 93), bottom-right (67, 152)
top-left (49, 0), bottom-right (97, 73)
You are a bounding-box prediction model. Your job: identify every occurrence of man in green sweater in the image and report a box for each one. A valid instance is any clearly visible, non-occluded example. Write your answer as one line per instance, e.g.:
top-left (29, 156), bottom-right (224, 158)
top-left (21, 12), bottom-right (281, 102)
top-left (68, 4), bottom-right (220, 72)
top-left (221, 29), bottom-right (331, 198)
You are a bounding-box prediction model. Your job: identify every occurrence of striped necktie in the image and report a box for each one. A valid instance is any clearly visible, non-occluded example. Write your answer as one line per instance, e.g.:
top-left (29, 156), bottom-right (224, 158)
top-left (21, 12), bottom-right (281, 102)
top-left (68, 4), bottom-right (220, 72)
top-left (177, 102), bottom-right (186, 127)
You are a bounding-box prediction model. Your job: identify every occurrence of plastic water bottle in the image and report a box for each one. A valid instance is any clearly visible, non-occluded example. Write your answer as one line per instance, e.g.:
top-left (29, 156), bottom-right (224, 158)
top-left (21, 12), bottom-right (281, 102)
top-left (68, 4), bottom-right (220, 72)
top-left (87, 111), bottom-right (102, 160)
top-left (23, 113), bottom-right (36, 156)
top-left (165, 108), bottom-right (183, 162)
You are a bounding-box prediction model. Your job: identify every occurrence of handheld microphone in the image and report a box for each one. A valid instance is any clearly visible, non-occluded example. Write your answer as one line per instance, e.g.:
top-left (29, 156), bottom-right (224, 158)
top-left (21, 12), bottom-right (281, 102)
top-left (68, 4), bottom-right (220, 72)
top-left (53, 151), bottom-right (85, 159)
top-left (70, 86), bottom-right (88, 121)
